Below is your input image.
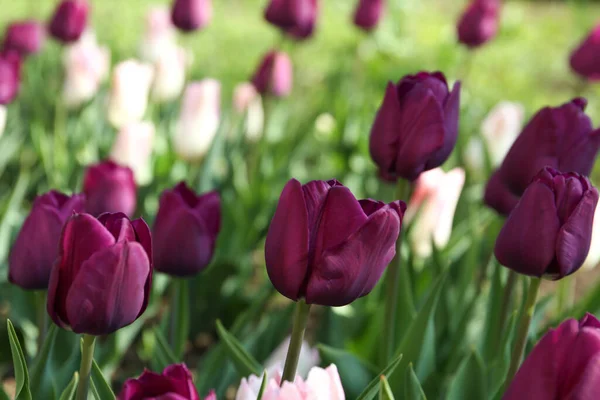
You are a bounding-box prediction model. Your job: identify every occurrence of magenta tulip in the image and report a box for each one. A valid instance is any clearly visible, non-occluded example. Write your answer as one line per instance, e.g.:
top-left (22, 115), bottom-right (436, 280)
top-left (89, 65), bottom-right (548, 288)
top-left (171, 0), bottom-right (212, 32)
top-left (48, 0), bottom-right (89, 44)
top-left (0, 51), bottom-right (21, 105)
top-left (83, 160), bottom-right (137, 217)
top-left (264, 0), bottom-right (318, 40)
top-left (251, 50), bottom-right (293, 97)
top-left (570, 24), bottom-right (600, 81)
top-left (2, 20), bottom-right (45, 57)
top-left (353, 0), bottom-right (384, 32)
top-left (483, 170), bottom-right (520, 217)
top-left (457, 0), bottom-right (500, 48)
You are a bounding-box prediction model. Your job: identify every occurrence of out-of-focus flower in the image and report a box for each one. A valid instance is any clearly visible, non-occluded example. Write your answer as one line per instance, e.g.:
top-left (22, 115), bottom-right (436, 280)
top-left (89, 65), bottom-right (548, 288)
top-left (369, 71), bottom-right (461, 181)
top-left (0, 105), bottom-right (6, 137)
top-left (83, 160), bottom-right (137, 217)
top-left (139, 6), bottom-right (177, 63)
top-left (353, 0), bottom-right (384, 32)
top-left (172, 79), bottom-right (221, 161)
top-left (9, 191), bottom-right (85, 290)
top-left (264, 0), bottom-right (318, 40)
top-left (251, 50), bottom-right (293, 98)
top-left (264, 336), bottom-right (320, 378)
top-left (503, 313), bottom-right (600, 399)
top-left (2, 20), bottom-right (45, 57)
top-left (107, 60), bottom-right (154, 128)
top-left (495, 167), bottom-right (598, 279)
top-left (48, 0), bottom-right (89, 44)
top-left (47, 212), bottom-right (152, 335)
top-left (0, 52), bottom-right (21, 105)
top-left (233, 82), bottom-right (264, 141)
top-left (457, 0), bottom-right (500, 48)
top-left (171, 0), bottom-right (212, 32)
top-left (151, 45), bottom-right (187, 103)
top-left (480, 101), bottom-right (524, 166)
top-left (483, 170), bottom-right (520, 216)
top-left (582, 200), bottom-right (600, 270)
top-left (265, 179), bottom-right (405, 306)
top-left (570, 24), bottom-right (600, 81)
top-left (62, 31), bottom-right (110, 108)
top-left (153, 182), bottom-right (220, 277)
top-left (236, 365), bottom-right (345, 400)
top-left (110, 122), bottom-right (155, 186)
top-left (405, 168), bottom-right (465, 257)
top-left (118, 364), bottom-right (212, 400)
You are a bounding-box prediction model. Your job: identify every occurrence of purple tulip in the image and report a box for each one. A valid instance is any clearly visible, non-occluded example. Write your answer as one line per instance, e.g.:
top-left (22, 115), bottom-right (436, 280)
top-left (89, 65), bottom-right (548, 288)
top-left (48, 0), bottom-right (89, 44)
top-left (0, 51), bottom-right (21, 105)
top-left (353, 0), bottom-right (384, 32)
top-left (171, 0), bottom-right (212, 32)
top-left (264, 0), bottom-right (318, 40)
top-left (83, 160), bottom-right (137, 217)
top-left (47, 212), bottom-right (152, 335)
top-left (9, 191), bottom-right (85, 290)
top-left (570, 24), bottom-right (600, 81)
top-left (2, 20), bottom-right (45, 57)
top-left (251, 50), bottom-right (293, 97)
top-left (369, 71), bottom-right (461, 181)
top-left (457, 0), bottom-right (500, 48)
top-left (495, 167), bottom-right (598, 279)
top-left (153, 182), bottom-right (220, 277)
top-left (483, 170), bottom-right (519, 217)
top-left (503, 313), bottom-right (600, 399)
top-left (265, 178), bottom-right (405, 306)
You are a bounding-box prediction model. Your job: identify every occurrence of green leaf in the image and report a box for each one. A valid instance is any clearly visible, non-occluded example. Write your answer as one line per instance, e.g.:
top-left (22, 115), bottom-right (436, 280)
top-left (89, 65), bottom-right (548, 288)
top-left (256, 371), bottom-right (268, 400)
top-left (378, 375), bottom-right (395, 400)
top-left (356, 353), bottom-right (403, 400)
top-left (90, 358), bottom-right (115, 400)
top-left (30, 324), bottom-right (58, 398)
top-left (447, 350), bottom-right (487, 400)
top-left (317, 344), bottom-right (377, 399)
top-left (0, 385), bottom-right (10, 400)
top-left (153, 328), bottom-right (179, 370)
top-left (404, 364), bottom-right (427, 400)
top-left (215, 319), bottom-right (262, 377)
top-left (57, 373), bottom-right (78, 400)
top-left (7, 320), bottom-right (32, 400)
top-left (481, 261), bottom-right (506, 361)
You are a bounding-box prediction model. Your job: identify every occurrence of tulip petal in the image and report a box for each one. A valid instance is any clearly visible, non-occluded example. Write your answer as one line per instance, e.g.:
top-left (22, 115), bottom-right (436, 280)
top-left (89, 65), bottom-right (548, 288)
top-left (369, 82), bottom-right (403, 177)
top-left (305, 364), bottom-right (345, 400)
top-left (484, 170), bottom-right (520, 216)
top-left (561, 328), bottom-right (600, 397)
top-left (131, 217), bottom-right (152, 262)
top-left (565, 353), bottom-right (600, 399)
top-left (65, 241), bottom-right (149, 335)
top-left (196, 191), bottom-right (221, 238)
top-left (495, 182), bottom-right (560, 277)
top-left (560, 128), bottom-right (600, 177)
top-left (163, 364), bottom-right (200, 400)
top-left (265, 179), bottom-right (310, 301)
top-left (427, 81), bottom-right (460, 169)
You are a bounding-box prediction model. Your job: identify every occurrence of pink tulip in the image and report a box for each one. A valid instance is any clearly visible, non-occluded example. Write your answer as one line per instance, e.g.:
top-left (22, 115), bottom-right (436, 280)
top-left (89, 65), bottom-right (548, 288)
top-left (139, 6), bottom-right (177, 63)
top-left (110, 122), bottom-right (155, 185)
top-left (151, 45), bottom-right (187, 103)
top-left (232, 82), bottom-right (264, 141)
top-left (480, 101), bottom-right (524, 166)
top-left (107, 60), bottom-right (154, 128)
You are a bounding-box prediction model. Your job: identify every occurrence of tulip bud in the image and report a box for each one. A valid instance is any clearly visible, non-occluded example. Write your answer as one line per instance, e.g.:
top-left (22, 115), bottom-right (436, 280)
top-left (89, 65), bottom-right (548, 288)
top-left (139, 6), bottom-right (177, 63)
top-left (457, 0), bottom-right (500, 48)
top-left (171, 0), bottom-right (212, 32)
top-left (83, 160), bottom-right (137, 217)
top-left (107, 60), bottom-right (154, 129)
top-left (110, 122), bottom-right (155, 186)
top-left (405, 168), bottom-right (465, 258)
top-left (495, 167), bottom-right (599, 279)
top-left (503, 313), bottom-right (600, 399)
top-left (480, 101), bottom-right (524, 166)
top-left (9, 191), bottom-right (85, 290)
top-left (2, 21), bottom-right (45, 57)
top-left (173, 79), bottom-right (221, 161)
top-left (151, 45), bottom-right (187, 103)
top-left (369, 71), bottom-right (461, 182)
top-left (153, 182), bottom-right (220, 277)
top-left (47, 212), bottom-right (152, 335)
top-left (0, 51), bottom-right (21, 105)
top-left (353, 0), bottom-right (384, 32)
top-left (265, 179), bottom-right (404, 306)
top-left (570, 24), bottom-right (600, 81)
top-left (118, 364), bottom-right (212, 400)
top-left (264, 0), bottom-right (318, 40)
top-left (251, 51), bottom-right (293, 98)
top-left (0, 105), bottom-right (6, 137)
top-left (483, 170), bottom-right (519, 217)
top-left (48, 0), bottom-right (89, 44)
top-left (233, 82), bottom-right (264, 141)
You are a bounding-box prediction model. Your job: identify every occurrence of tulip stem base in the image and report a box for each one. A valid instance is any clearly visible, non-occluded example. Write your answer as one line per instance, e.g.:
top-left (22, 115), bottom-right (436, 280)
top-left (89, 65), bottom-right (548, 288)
top-left (75, 334), bottom-right (96, 400)
top-left (503, 277), bottom-right (541, 391)
top-left (281, 299), bottom-right (311, 384)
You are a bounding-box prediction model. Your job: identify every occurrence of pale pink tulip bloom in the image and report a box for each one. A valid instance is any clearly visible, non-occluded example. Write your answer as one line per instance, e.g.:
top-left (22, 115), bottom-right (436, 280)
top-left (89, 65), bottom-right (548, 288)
top-left (139, 6), bottom-right (177, 63)
top-left (151, 45), bottom-right (187, 103)
top-left (480, 101), bottom-right (524, 166)
top-left (233, 82), bottom-right (264, 141)
top-left (107, 60), bottom-right (154, 128)
top-left (110, 122), bottom-right (155, 186)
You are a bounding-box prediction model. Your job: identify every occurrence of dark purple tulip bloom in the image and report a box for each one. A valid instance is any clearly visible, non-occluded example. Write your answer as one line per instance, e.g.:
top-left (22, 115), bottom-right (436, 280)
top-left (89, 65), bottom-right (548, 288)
top-left (83, 160), bottom-right (137, 217)
top-left (264, 0), bottom-right (318, 40)
top-left (353, 0), bottom-right (384, 32)
top-left (495, 167), bottom-right (598, 279)
top-left (483, 171), bottom-right (520, 217)
top-left (265, 179), bottom-right (405, 306)
top-left (3, 20), bottom-right (45, 57)
top-left (457, 0), bottom-right (500, 48)
top-left (47, 212), bottom-right (152, 335)
top-left (153, 182), bottom-right (220, 277)
top-left (0, 51), bottom-right (21, 105)
top-left (251, 50), bottom-right (293, 97)
top-left (9, 191), bottom-right (85, 290)
top-left (570, 25), bottom-right (600, 81)
top-left (118, 364), bottom-right (214, 400)
top-left (503, 313), bottom-right (600, 400)
top-left (369, 71), bottom-right (461, 182)
top-left (171, 0), bottom-right (212, 32)
top-left (48, 0), bottom-right (89, 44)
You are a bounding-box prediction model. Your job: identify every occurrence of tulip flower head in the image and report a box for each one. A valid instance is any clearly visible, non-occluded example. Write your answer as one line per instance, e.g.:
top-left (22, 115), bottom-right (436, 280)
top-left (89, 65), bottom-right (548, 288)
top-left (83, 160), bottom-right (137, 217)
top-left (9, 191), bottom-right (85, 290)
top-left (151, 45), bottom-right (187, 103)
top-left (107, 59), bottom-right (154, 129)
top-left (2, 20), bottom-right (45, 57)
top-left (139, 6), bottom-right (177, 63)
top-left (265, 178), bottom-right (405, 306)
top-left (0, 51), bottom-right (21, 105)
top-left (457, 0), bottom-right (500, 48)
top-left (353, 0), bottom-right (384, 32)
top-left (233, 82), bottom-right (264, 141)
top-left (48, 0), bottom-right (89, 44)
top-left (251, 50), bottom-right (293, 98)
top-left (480, 101), bottom-right (524, 166)
top-left (264, 0), bottom-right (319, 40)
top-left (47, 212), bottom-right (152, 335)
top-left (110, 122), bottom-right (155, 186)
top-left (503, 313), bottom-right (600, 399)
top-left (369, 71), bottom-right (461, 182)
top-left (171, 0), bottom-right (212, 32)
top-left (495, 167), bottom-right (599, 279)
top-left (570, 24), bottom-right (600, 81)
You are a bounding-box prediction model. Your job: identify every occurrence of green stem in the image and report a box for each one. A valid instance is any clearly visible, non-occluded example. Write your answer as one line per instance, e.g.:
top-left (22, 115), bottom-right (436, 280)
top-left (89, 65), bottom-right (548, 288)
top-left (496, 270), bottom-right (518, 355)
top-left (75, 335), bottom-right (96, 400)
top-left (249, 96), bottom-right (273, 185)
top-left (281, 300), bottom-right (311, 384)
top-left (35, 291), bottom-right (48, 354)
top-left (503, 277), bottom-right (541, 390)
top-left (170, 278), bottom-right (179, 351)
